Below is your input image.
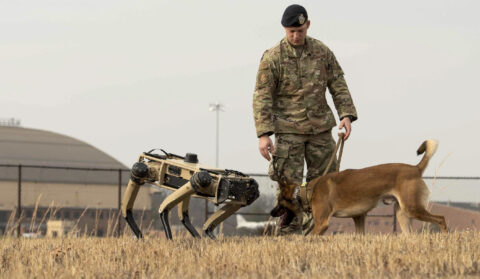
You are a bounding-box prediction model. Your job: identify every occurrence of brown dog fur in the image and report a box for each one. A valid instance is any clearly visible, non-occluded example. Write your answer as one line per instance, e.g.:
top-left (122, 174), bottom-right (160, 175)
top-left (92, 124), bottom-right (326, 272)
top-left (271, 140), bottom-right (448, 234)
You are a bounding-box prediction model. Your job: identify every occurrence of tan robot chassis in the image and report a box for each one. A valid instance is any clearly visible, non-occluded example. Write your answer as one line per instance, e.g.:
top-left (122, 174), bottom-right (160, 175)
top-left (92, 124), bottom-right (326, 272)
top-left (121, 149), bottom-right (259, 239)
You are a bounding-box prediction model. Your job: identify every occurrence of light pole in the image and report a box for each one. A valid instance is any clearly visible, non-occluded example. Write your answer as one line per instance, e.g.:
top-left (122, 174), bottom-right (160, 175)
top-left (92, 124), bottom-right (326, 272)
top-left (207, 102), bottom-right (224, 224)
top-left (209, 102), bottom-right (224, 168)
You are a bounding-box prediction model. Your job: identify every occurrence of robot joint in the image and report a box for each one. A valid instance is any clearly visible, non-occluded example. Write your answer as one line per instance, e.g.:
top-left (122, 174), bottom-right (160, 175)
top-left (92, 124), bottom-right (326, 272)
top-left (131, 162), bottom-right (149, 184)
top-left (190, 171), bottom-right (212, 191)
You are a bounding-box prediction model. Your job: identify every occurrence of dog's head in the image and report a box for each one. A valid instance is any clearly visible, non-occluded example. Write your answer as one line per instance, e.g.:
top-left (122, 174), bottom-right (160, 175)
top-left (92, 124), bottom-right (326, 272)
top-left (270, 178), bottom-right (302, 227)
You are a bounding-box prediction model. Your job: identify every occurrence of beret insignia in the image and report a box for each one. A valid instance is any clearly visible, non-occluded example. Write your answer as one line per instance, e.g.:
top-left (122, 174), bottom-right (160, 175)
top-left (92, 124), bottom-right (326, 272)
top-left (298, 14), bottom-right (305, 25)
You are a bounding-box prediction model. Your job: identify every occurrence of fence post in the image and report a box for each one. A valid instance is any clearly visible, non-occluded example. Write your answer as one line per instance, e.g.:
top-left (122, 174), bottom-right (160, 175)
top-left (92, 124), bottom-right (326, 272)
top-left (204, 201), bottom-right (208, 223)
top-left (118, 169), bottom-right (122, 237)
top-left (17, 165), bottom-right (22, 237)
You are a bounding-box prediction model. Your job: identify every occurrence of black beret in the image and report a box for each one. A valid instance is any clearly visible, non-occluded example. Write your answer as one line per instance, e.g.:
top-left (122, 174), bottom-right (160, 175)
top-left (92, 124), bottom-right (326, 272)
top-left (281, 4), bottom-right (308, 27)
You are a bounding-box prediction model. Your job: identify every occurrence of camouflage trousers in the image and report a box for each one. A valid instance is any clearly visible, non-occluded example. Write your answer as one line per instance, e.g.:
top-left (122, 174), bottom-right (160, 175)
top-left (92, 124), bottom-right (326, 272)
top-left (269, 131), bottom-right (337, 235)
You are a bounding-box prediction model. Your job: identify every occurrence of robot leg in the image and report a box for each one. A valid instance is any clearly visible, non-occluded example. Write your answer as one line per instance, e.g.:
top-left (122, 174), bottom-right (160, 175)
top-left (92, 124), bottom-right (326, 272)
top-left (158, 182), bottom-right (195, 239)
top-left (202, 203), bottom-right (242, 239)
top-left (177, 197), bottom-right (200, 238)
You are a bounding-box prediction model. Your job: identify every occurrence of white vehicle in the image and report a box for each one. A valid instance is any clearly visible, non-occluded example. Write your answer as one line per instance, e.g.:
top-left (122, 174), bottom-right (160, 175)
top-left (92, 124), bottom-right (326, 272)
top-left (236, 214), bottom-right (275, 232)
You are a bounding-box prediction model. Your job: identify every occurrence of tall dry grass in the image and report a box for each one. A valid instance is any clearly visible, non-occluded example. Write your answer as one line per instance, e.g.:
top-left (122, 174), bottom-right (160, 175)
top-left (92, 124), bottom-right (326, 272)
top-left (1, 231), bottom-right (479, 279)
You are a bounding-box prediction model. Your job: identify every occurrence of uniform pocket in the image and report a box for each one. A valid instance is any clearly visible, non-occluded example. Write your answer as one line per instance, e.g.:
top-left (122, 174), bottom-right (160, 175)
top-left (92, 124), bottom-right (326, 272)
top-left (268, 144), bottom-right (289, 181)
top-left (278, 59), bottom-right (299, 94)
top-left (313, 57), bottom-right (327, 83)
top-left (307, 107), bottom-right (337, 129)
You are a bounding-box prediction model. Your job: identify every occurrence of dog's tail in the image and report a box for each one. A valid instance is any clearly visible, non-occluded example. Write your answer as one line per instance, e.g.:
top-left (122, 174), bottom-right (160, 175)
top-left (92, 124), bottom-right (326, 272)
top-left (416, 139), bottom-right (438, 174)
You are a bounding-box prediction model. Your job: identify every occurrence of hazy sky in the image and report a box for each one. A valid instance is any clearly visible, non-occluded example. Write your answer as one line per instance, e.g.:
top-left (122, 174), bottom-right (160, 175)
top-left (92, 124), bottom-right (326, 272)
top-left (1, 0), bottom-right (479, 178)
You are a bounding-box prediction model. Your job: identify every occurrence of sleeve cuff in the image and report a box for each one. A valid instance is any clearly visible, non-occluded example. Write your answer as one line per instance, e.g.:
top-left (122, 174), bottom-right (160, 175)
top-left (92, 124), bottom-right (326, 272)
top-left (340, 115), bottom-right (357, 123)
top-left (258, 131), bottom-right (274, 138)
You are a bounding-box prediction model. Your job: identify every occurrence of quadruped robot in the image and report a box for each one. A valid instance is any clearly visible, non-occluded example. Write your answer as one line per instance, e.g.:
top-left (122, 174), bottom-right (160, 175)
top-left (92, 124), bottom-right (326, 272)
top-left (121, 149), bottom-right (260, 239)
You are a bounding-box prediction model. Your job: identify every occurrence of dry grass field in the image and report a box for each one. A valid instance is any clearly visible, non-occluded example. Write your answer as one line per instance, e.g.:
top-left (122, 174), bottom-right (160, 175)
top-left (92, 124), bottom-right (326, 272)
top-left (1, 231), bottom-right (479, 279)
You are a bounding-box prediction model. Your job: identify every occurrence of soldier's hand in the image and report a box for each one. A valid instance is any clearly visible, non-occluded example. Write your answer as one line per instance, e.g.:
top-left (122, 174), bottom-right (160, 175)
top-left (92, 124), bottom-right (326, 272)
top-left (338, 117), bottom-right (352, 141)
top-left (259, 135), bottom-right (274, 161)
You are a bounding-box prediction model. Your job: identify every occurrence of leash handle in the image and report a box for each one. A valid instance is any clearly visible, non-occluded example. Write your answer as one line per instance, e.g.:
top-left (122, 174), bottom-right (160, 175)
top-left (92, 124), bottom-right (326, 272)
top-left (336, 133), bottom-right (345, 172)
top-left (322, 133), bottom-right (345, 176)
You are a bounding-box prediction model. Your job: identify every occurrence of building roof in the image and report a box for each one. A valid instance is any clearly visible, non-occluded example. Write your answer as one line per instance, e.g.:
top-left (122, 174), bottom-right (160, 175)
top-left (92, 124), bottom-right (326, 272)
top-left (0, 126), bottom-right (129, 184)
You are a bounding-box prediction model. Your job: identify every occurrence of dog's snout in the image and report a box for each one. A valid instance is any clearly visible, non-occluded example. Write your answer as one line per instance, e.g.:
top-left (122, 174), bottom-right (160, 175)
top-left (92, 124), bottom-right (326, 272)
top-left (270, 205), bottom-right (286, 217)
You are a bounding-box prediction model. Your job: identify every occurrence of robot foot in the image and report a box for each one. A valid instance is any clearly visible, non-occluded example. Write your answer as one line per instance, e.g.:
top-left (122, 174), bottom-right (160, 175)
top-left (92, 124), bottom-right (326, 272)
top-left (203, 226), bottom-right (216, 240)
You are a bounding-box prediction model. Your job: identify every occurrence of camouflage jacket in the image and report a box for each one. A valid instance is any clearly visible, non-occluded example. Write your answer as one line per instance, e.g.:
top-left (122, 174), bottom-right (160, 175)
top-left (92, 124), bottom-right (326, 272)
top-left (253, 36), bottom-right (358, 137)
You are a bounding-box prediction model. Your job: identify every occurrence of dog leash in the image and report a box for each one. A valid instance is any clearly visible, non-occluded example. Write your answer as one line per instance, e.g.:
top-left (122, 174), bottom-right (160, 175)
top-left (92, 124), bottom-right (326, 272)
top-left (300, 132), bottom-right (346, 211)
top-left (323, 132), bottom-right (345, 175)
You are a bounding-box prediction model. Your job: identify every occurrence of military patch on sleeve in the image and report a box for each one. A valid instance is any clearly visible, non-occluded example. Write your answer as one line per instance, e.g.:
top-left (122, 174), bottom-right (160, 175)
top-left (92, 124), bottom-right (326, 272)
top-left (260, 73), bottom-right (268, 83)
top-left (259, 61), bottom-right (269, 70)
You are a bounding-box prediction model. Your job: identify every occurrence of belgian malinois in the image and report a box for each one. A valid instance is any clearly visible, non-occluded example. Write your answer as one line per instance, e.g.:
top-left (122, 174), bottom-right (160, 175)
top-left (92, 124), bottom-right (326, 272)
top-left (270, 140), bottom-right (447, 234)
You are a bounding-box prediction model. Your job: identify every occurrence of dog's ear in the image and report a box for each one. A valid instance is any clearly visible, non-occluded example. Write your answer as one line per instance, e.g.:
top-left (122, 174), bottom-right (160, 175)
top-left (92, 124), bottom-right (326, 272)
top-left (278, 178), bottom-right (299, 201)
top-left (270, 205), bottom-right (287, 217)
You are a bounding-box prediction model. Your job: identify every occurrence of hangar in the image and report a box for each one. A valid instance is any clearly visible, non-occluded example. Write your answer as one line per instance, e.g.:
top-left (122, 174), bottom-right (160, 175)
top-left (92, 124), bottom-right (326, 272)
top-left (0, 125), bottom-right (151, 236)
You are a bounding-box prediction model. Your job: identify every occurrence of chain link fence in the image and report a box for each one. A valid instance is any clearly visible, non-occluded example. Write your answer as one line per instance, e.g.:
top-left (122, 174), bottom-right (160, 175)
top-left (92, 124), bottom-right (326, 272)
top-left (1, 164), bottom-right (479, 236)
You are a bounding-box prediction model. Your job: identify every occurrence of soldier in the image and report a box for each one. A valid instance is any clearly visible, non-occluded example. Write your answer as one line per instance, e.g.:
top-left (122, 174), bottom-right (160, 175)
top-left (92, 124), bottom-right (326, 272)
top-left (253, 4), bottom-right (358, 234)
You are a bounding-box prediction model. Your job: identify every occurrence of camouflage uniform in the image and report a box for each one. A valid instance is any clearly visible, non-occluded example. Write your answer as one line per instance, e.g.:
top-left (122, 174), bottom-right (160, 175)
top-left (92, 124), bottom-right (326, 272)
top-left (253, 36), bottom-right (358, 234)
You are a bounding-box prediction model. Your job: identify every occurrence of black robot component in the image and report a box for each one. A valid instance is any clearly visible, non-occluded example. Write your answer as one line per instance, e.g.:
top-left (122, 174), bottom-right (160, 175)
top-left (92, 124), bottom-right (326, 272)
top-left (130, 162), bottom-right (149, 184)
top-left (125, 209), bottom-right (143, 239)
top-left (184, 153), bottom-right (198, 163)
top-left (190, 171), bottom-right (212, 190)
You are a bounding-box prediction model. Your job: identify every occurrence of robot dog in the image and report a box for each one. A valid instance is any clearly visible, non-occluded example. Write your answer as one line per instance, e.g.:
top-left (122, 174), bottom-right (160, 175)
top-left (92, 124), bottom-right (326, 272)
top-left (121, 149), bottom-right (259, 239)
